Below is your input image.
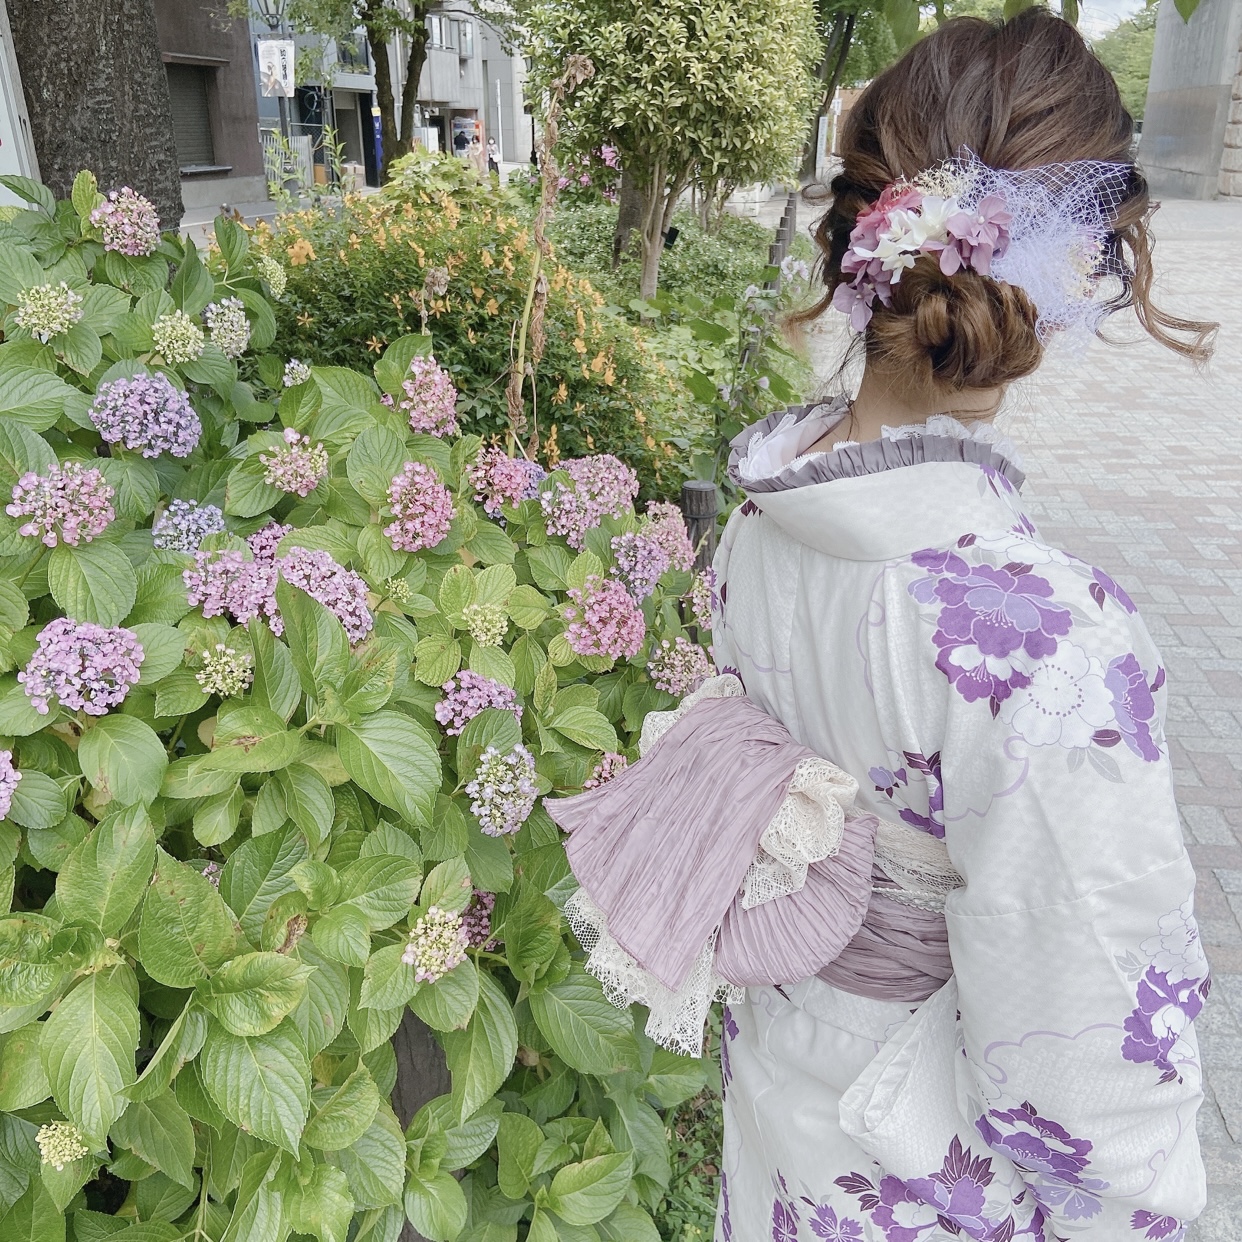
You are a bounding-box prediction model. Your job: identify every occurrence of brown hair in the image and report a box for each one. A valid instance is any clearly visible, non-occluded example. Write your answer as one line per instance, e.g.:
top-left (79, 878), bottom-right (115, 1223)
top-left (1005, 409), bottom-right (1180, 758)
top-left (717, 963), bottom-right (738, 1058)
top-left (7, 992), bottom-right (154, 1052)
top-left (799, 9), bottom-right (1216, 389)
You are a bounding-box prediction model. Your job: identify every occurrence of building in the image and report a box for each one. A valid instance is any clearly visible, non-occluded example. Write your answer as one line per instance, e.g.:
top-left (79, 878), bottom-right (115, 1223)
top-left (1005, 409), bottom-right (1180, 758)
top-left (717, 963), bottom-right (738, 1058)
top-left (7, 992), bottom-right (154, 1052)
top-left (1140, 0), bottom-right (1242, 199)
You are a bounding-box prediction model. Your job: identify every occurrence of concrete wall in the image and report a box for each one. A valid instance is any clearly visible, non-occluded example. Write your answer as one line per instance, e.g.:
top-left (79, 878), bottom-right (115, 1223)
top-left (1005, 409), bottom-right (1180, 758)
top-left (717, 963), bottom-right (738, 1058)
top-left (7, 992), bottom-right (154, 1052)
top-left (153, 0), bottom-right (266, 209)
top-left (1140, 0), bottom-right (1242, 198)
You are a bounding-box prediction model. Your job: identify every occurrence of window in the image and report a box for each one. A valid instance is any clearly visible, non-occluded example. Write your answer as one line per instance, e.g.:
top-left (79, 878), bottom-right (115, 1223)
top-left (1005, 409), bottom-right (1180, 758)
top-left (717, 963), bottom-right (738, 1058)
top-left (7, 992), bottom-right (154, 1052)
top-left (166, 64), bottom-right (215, 169)
top-left (458, 21), bottom-right (474, 58)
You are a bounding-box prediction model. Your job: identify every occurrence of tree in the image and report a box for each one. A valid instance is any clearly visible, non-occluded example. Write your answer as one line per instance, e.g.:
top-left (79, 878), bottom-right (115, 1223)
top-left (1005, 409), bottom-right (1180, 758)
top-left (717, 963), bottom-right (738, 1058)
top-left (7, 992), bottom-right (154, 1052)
top-left (1092, 1), bottom-right (1157, 120)
top-left (6, 0), bottom-right (183, 227)
top-left (527, 0), bottom-right (819, 298)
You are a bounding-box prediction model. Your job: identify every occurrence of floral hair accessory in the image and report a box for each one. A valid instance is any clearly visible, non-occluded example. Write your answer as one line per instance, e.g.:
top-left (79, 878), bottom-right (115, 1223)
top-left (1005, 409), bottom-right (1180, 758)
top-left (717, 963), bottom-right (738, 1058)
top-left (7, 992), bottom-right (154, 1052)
top-left (833, 149), bottom-right (1133, 342)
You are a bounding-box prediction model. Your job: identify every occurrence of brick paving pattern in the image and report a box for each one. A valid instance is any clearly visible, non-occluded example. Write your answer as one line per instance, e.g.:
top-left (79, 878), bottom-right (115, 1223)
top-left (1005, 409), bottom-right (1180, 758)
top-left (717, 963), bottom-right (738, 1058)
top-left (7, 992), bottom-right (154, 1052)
top-left (800, 196), bottom-right (1242, 1238)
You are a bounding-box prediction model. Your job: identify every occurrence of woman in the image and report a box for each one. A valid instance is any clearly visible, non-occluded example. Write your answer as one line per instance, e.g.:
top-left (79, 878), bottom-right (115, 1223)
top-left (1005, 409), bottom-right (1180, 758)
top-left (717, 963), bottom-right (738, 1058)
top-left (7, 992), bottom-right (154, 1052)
top-left (707, 11), bottom-right (1215, 1240)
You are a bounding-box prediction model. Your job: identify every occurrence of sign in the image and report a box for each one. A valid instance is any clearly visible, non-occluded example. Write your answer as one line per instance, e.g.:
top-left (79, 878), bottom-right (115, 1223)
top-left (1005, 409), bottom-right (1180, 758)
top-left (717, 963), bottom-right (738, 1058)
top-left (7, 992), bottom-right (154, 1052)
top-left (258, 39), bottom-right (296, 99)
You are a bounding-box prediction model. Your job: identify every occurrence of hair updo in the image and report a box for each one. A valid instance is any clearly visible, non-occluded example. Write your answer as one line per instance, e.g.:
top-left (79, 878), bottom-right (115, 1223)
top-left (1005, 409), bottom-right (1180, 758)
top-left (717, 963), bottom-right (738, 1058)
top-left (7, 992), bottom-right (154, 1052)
top-left (802, 9), bottom-right (1216, 390)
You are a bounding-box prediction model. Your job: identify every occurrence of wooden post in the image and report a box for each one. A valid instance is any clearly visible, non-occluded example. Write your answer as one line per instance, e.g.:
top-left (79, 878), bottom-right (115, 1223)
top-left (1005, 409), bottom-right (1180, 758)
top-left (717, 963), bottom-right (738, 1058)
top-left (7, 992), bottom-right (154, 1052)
top-left (680, 480), bottom-right (719, 572)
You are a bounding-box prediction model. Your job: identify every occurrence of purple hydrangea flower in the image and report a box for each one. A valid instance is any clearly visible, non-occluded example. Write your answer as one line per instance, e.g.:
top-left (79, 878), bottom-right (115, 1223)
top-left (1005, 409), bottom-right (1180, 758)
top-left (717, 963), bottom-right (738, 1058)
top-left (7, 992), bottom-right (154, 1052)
top-left (583, 751), bottom-right (627, 789)
top-left (246, 521), bottom-right (293, 563)
top-left (647, 636), bottom-right (712, 697)
top-left (462, 889), bottom-right (499, 950)
top-left (1104, 653), bottom-right (1161, 762)
top-left (0, 750), bottom-right (21, 821)
top-left (563, 575), bottom-right (646, 660)
top-left (384, 461), bottom-right (455, 552)
top-left (540, 454), bottom-right (638, 550)
top-left (279, 547), bottom-right (374, 644)
top-left (434, 671), bottom-right (522, 736)
top-left (151, 499), bottom-right (226, 552)
top-left (611, 530), bottom-right (670, 600)
top-left (399, 355), bottom-right (458, 436)
top-left (20, 618), bottom-right (144, 715)
top-left (686, 567), bottom-right (716, 629)
top-left (8, 462), bottom-right (115, 547)
top-left (467, 447), bottom-right (545, 516)
top-left (90, 187), bottom-right (160, 256)
top-left (185, 550), bottom-right (280, 632)
top-left (89, 372), bottom-right (201, 458)
top-left (643, 501), bottom-right (695, 572)
top-left (260, 428), bottom-right (328, 497)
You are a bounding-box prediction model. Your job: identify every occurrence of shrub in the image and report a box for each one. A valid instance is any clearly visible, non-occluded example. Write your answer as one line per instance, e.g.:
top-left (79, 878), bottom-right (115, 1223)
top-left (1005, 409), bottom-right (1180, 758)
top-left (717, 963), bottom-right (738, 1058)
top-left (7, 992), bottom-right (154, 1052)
top-left (249, 152), bottom-right (687, 499)
top-left (0, 172), bottom-right (715, 1240)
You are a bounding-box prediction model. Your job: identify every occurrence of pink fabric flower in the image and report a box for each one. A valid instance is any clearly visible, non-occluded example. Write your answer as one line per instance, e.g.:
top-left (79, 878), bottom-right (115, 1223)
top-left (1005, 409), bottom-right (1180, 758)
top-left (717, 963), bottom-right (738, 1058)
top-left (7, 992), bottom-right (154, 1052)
top-left (944, 194), bottom-right (1013, 276)
top-left (383, 461), bottom-right (455, 552)
top-left (563, 575), bottom-right (646, 660)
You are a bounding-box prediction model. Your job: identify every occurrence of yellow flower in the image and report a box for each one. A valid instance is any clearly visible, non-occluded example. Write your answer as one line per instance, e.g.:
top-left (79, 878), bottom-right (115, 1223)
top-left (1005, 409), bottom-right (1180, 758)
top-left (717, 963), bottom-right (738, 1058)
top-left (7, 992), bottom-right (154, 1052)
top-left (287, 239), bottom-right (316, 266)
top-left (635, 410), bottom-right (646, 425)
top-left (485, 298), bottom-right (499, 316)
top-left (604, 367), bottom-right (615, 385)
top-left (467, 328), bottom-right (477, 343)
top-left (572, 338), bottom-right (587, 355)
top-left (366, 335), bottom-right (385, 353)
top-left (480, 250), bottom-right (494, 268)
top-left (296, 311), bottom-right (314, 327)
top-left (544, 423), bottom-right (559, 465)
top-left (590, 352), bottom-right (605, 374)
top-left (554, 382), bottom-right (568, 405)
top-left (645, 435), bottom-right (656, 449)
top-left (472, 285), bottom-right (484, 301)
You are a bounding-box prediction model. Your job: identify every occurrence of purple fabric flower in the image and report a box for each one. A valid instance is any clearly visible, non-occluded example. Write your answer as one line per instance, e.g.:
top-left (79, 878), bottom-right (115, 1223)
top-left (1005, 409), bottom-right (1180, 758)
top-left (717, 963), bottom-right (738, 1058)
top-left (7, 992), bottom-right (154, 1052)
top-left (20, 618), bottom-right (144, 716)
top-left (895, 750), bottom-right (944, 838)
top-left (89, 372), bottom-right (201, 458)
top-left (719, 1170), bottom-right (732, 1241)
top-left (910, 549), bottom-right (1072, 713)
top-left (1132, 1211), bottom-right (1184, 1240)
top-left (720, 1004), bottom-right (739, 1090)
top-left (1104, 654), bottom-right (1161, 761)
top-left (869, 766), bottom-right (908, 798)
top-left (770, 1197), bottom-right (799, 1241)
top-left (1121, 967), bottom-right (1208, 1081)
top-left (904, 1136), bottom-right (1003, 1240)
top-left (809, 1204), bottom-right (864, 1240)
top-left (1089, 567), bottom-right (1136, 614)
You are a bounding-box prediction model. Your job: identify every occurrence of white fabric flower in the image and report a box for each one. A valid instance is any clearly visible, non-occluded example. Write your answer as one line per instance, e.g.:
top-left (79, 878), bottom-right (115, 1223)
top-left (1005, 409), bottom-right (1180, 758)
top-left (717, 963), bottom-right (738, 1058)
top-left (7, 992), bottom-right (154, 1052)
top-left (1142, 899), bottom-right (1203, 977)
top-left (1000, 639), bottom-right (1113, 748)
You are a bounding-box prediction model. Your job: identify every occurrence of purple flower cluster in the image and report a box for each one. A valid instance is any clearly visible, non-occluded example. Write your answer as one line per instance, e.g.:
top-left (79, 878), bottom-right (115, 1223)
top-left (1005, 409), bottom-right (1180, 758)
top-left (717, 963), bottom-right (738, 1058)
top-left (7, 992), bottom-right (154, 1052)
top-left (540, 454), bottom-right (638, 550)
top-left (611, 530), bottom-right (669, 600)
top-left (8, 462), bottom-right (115, 547)
top-left (247, 521), bottom-right (292, 563)
top-left (260, 428), bottom-right (328, 497)
top-left (383, 461), bottom-right (455, 552)
top-left (909, 547), bottom-right (1072, 715)
top-left (977, 1103), bottom-right (1108, 1221)
top-left (402, 906), bottom-right (469, 982)
top-left (434, 671), bottom-right (522, 736)
top-left (643, 501), bottom-right (695, 572)
top-left (1132, 1212), bottom-right (1185, 1240)
top-left (184, 550), bottom-right (280, 631)
top-left (563, 575), bottom-right (646, 660)
top-left (89, 372), bottom-right (201, 458)
top-left (279, 546), bottom-right (374, 644)
top-left (20, 618), bottom-right (144, 715)
top-left (203, 297), bottom-right (251, 359)
top-left (647, 636), bottom-right (712, 696)
top-left (686, 568), bottom-right (716, 630)
top-left (583, 751), bottom-right (627, 789)
top-left (466, 744), bottom-right (537, 836)
top-left (467, 447), bottom-right (546, 516)
top-left (152, 499), bottom-right (226, 552)
top-left (1104, 654), bottom-right (1161, 762)
top-left (399, 355), bottom-right (459, 437)
top-left (1122, 967), bottom-right (1209, 1083)
top-left (90, 187), bottom-right (160, 256)
top-left (462, 889), bottom-right (499, 950)
top-left (0, 750), bottom-right (21, 821)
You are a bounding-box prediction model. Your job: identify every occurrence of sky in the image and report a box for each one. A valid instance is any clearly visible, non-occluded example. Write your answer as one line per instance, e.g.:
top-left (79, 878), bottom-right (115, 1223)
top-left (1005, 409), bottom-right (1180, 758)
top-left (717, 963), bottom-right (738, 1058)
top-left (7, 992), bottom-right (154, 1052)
top-left (1078, 0), bottom-right (1147, 39)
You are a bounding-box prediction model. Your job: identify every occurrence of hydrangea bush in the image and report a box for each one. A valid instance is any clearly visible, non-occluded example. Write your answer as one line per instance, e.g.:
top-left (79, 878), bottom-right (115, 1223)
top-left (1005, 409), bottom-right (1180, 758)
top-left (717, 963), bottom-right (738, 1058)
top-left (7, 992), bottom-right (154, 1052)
top-left (0, 172), bottom-right (714, 1241)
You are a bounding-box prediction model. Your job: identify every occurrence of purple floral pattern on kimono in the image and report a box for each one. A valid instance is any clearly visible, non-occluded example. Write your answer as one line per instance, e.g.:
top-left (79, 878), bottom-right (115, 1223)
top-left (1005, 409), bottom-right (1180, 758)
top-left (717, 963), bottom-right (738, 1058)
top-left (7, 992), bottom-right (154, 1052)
top-left (909, 545), bottom-right (1072, 716)
top-left (1104, 654), bottom-right (1162, 761)
top-left (1132, 1210), bottom-right (1185, 1240)
top-left (720, 1169), bottom-right (732, 1240)
top-left (976, 1102), bottom-right (1108, 1220)
top-left (721, 1005), bottom-right (739, 1093)
top-left (807, 1204), bottom-right (864, 1240)
top-left (870, 765), bottom-right (908, 798)
top-left (1089, 567), bottom-right (1137, 614)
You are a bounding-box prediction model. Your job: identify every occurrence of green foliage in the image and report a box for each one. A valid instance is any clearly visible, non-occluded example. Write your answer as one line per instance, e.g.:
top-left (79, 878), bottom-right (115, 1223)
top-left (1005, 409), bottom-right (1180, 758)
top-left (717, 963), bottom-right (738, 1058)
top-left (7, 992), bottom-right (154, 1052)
top-left (252, 167), bottom-right (686, 498)
top-left (0, 173), bottom-right (712, 1239)
top-left (1092, 2), bottom-right (1157, 120)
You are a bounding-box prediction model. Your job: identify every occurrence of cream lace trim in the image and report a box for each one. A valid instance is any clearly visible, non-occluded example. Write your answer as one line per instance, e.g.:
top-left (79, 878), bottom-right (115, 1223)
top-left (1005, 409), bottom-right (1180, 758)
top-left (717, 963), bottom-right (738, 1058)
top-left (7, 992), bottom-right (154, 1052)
top-left (564, 888), bottom-right (742, 1058)
top-left (741, 757), bottom-right (858, 909)
top-left (881, 414), bottom-right (1025, 471)
top-left (871, 816), bottom-right (964, 912)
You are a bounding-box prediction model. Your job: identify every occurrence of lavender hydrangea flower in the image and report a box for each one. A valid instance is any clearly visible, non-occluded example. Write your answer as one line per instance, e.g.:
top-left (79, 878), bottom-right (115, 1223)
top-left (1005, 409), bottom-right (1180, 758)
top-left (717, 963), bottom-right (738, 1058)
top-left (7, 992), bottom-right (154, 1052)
top-left (90, 187), bottom-right (160, 256)
top-left (151, 499), bottom-right (226, 552)
top-left (462, 889), bottom-right (499, 950)
top-left (467, 744), bottom-right (537, 836)
top-left (583, 751), bottom-right (627, 788)
top-left (246, 521), bottom-right (293, 563)
top-left (647, 636), bottom-right (712, 696)
top-left (563, 575), bottom-right (645, 660)
top-left (20, 618), bottom-right (144, 715)
top-left (15, 282), bottom-right (83, 342)
top-left (540, 455), bottom-right (639, 550)
top-left (203, 297), bottom-right (252, 359)
top-left (279, 547), bottom-right (374, 644)
top-left (399, 355), bottom-right (458, 436)
top-left (260, 428), bottom-right (328, 496)
top-left (610, 530), bottom-right (670, 601)
top-left (282, 358), bottom-right (311, 387)
top-left (8, 462), bottom-right (115, 547)
top-left (0, 750), bottom-right (21, 821)
top-left (435, 671), bottom-right (522, 736)
top-left (184, 550), bottom-right (280, 632)
top-left (467, 447), bottom-right (546, 517)
top-left (89, 372), bottom-right (201, 458)
top-left (151, 310), bottom-right (205, 363)
top-left (384, 461), bottom-right (455, 552)
top-left (643, 501), bottom-right (695, 572)
top-left (402, 906), bottom-right (469, 982)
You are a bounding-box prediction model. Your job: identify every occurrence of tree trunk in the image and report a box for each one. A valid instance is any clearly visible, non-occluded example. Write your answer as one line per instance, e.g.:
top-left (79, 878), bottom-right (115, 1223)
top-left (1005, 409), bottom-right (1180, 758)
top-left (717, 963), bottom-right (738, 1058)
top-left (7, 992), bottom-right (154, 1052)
top-left (611, 168), bottom-right (644, 269)
top-left (6, 0), bottom-right (182, 227)
top-left (364, 4), bottom-right (400, 181)
top-left (391, 1009), bottom-right (452, 1242)
top-left (399, 10), bottom-right (430, 151)
top-left (637, 177), bottom-right (665, 300)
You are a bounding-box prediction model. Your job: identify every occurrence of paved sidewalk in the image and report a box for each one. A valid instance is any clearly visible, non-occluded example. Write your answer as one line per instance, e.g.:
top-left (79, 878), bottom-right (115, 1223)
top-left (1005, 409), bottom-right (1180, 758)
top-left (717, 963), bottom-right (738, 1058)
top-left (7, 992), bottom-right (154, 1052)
top-left (803, 197), bottom-right (1242, 1239)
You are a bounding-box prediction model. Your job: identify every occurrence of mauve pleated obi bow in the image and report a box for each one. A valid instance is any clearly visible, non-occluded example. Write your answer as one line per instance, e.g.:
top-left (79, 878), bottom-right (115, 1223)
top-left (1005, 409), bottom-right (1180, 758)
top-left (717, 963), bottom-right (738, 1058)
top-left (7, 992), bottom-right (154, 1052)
top-left (544, 685), bottom-right (953, 1054)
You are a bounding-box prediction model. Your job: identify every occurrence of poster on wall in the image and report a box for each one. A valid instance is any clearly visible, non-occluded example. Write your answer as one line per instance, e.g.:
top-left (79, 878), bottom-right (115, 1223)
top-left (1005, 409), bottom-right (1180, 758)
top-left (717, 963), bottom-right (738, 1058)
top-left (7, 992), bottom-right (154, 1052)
top-left (258, 39), bottom-right (296, 98)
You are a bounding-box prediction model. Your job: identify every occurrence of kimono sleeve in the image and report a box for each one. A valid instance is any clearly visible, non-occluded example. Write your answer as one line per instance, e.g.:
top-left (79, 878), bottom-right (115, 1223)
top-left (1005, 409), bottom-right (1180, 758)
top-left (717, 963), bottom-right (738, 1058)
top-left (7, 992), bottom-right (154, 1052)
top-left (937, 565), bottom-right (1209, 1237)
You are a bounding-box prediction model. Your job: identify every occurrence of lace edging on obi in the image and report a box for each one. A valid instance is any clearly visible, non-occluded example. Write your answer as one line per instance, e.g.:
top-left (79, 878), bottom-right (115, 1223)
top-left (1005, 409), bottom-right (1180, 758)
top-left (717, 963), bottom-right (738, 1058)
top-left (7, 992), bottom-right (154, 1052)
top-left (565, 888), bottom-right (742, 1058)
top-left (872, 817), bottom-right (964, 912)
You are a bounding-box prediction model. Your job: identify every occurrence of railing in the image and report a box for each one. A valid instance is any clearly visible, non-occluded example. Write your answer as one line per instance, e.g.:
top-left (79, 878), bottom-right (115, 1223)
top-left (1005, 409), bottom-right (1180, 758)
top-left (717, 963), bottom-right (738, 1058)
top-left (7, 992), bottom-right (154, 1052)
top-left (764, 191), bottom-right (798, 292)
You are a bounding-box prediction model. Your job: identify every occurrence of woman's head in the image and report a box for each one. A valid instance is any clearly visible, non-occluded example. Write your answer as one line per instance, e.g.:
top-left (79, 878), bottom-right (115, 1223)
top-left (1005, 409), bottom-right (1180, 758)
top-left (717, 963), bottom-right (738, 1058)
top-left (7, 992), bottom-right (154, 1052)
top-left (805, 9), bottom-right (1215, 391)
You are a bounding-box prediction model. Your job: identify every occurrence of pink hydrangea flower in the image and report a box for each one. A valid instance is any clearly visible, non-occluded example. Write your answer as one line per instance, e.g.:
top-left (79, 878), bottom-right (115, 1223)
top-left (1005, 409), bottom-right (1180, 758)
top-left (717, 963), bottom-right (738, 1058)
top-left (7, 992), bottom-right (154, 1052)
top-left (540, 454), bottom-right (639, 550)
top-left (399, 355), bottom-right (458, 437)
top-left (20, 618), bottom-right (144, 715)
top-left (260, 428), bottom-right (328, 497)
top-left (0, 750), bottom-right (21, 820)
top-left (184, 550), bottom-right (280, 631)
top-left (384, 461), bottom-right (455, 552)
top-left (467, 447), bottom-right (546, 517)
top-left (686, 567), bottom-right (717, 630)
top-left (278, 546), bottom-right (374, 644)
top-left (89, 372), bottom-right (201, 458)
top-left (647, 636), bottom-right (712, 697)
top-left (434, 671), bottom-right (522, 735)
top-left (8, 462), bottom-right (115, 547)
top-left (642, 502), bottom-right (695, 572)
top-left (584, 751), bottom-right (627, 789)
top-left (247, 521), bottom-right (293, 563)
top-left (563, 575), bottom-right (646, 660)
top-left (461, 889), bottom-right (499, 950)
top-left (90, 187), bottom-right (161, 256)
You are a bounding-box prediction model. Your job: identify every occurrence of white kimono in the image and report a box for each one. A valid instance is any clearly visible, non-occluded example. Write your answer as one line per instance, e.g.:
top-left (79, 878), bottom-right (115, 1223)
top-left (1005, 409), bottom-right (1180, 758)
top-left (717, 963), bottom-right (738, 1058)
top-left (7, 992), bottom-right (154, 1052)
top-left (710, 405), bottom-right (1208, 1242)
